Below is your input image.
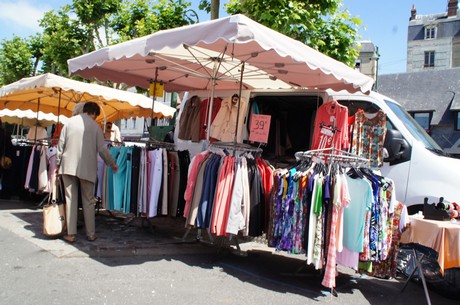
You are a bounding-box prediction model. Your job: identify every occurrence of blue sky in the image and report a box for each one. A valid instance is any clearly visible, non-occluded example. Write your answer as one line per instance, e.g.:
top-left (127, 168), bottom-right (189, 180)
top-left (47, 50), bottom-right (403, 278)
top-left (0, 0), bottom-right (450, 75)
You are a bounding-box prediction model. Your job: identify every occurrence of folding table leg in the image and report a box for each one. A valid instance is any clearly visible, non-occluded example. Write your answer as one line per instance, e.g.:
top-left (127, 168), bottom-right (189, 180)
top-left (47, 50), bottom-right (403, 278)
top-left (401, 249), bottom-right (432, 305)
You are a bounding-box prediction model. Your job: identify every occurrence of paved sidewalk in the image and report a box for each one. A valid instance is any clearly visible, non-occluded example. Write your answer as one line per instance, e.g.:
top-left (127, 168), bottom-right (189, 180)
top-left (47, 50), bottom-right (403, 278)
top-left (1, 198), bottom-right (457, 305)
top-left (0, 198), bottom-right (216, 258)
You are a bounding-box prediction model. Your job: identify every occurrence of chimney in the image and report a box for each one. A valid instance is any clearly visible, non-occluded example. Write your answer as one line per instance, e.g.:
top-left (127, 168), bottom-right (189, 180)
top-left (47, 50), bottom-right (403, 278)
top-left (410, 4), bottom-right (417, 20)
top-left (448, 0), bottom-right (458, 17)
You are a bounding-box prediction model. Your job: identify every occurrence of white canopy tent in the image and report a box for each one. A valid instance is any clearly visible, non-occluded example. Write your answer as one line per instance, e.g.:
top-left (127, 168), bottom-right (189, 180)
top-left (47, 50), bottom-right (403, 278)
top-left (68, 14), bottom-right (373, 94)
top-left (0, 109), bottom-right (69, 127)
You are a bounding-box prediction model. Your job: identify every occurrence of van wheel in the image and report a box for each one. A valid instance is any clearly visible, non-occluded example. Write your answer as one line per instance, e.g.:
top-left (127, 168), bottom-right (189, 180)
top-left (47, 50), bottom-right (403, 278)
top-left (428, 268), bottom-right (460, 300)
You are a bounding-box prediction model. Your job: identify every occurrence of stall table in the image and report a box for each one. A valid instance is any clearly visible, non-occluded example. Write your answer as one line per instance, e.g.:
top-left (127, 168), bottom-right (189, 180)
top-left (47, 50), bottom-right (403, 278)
top-left (400, 216), bottom-right (460, 274)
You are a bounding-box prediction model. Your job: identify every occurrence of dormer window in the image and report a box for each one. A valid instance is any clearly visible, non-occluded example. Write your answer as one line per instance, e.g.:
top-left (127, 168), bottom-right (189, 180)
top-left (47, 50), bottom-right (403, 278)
top-left (425, 26), bottom-right (437, 39)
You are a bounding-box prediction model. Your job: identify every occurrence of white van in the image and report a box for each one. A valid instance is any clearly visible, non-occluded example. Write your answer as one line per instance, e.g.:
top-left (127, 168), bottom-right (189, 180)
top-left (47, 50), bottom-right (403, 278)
top-left (175, 89), bottom-right (460, 208)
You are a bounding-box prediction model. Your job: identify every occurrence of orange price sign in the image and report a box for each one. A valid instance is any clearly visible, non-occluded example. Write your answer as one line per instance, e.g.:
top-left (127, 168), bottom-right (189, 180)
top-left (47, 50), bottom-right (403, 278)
top-left (249, 114), bottom-right (271, 143)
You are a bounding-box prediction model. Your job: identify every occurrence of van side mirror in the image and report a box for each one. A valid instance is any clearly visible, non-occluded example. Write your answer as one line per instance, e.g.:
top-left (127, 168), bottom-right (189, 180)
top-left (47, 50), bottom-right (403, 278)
top-left (384, 129), bottom-right (411, 164)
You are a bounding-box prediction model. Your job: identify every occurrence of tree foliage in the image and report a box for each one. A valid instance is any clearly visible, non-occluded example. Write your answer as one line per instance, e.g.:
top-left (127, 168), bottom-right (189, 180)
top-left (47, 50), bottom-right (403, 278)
top-left (0, 0), bottom-right (198, 82)
top-left (225, 0), bottom-right (362, 66)
top-left (110, 0), bottom-right (198, 44)
top-left (0, 36), bottom-right (34, 86)
top-left (0, 0), bottom-right (362, 84)
top-left (39, 5), bottom-right (88, 75)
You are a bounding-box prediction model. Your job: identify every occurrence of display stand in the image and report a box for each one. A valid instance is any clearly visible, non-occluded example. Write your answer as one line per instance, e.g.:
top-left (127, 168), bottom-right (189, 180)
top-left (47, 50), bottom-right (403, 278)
top-left (101, 138), bottom-right (176, 233)
top-left (209, 141), bottom-right (263, 156)
top-left (180, 141), bottom-right (263, 250)
top-left (294, 147), bottom-right (371, 168)
top-left (181, 228), bottom-right (213, 244)
top-left (401, 248), bottom-right (432, 305)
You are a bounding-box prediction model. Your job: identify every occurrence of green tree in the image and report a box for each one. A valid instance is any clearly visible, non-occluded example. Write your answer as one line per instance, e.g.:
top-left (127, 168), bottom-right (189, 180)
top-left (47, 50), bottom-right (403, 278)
top-left (29, 34), bottom-right (45, 76)
top-left (199, 0), bottom-right (220, 19)
top-left (110, 0), bottom-right (198, 44)
top-left (39, 5), bottom-right (88, 75)
top-left (225, 0), bottom-right (362, 67)
top-left (38, 0), bottom-right (197, 76)
top-left (0, 36), bottom-right (34, 85)
top-left (72, 0), bottom-right (122, 48)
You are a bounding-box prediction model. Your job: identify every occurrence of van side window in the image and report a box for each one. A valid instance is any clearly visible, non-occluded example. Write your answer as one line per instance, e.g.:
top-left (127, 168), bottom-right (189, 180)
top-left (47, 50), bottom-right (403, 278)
top-left (337, 99), bottom-right (395, 130)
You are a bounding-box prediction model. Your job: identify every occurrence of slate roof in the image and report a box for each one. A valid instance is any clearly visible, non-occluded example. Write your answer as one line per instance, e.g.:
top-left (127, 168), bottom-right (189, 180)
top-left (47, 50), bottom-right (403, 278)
top-left (358, 40), bottom-right (377, 53)
top-left (377, 68), bottom-right (460, 125)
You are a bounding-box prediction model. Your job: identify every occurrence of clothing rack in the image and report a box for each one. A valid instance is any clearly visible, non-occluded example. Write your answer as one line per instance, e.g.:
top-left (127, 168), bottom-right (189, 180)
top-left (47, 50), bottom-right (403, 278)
top-left (104, 139), bottom-right (123, 147)
top-left (146, 139), bottom-right (175, 150)
top-left (182, 141), bottom-right (265, 251)
top-left (208, 141), bottom-right (263, 156)
top-left (15, 138), bottom-right (51, 147)
top-left (123, 138), bottom-right (176, 150)
top-left (100, 141), bottom-right (175, 233)
top-left (294, 147), bottom-right (371, 168)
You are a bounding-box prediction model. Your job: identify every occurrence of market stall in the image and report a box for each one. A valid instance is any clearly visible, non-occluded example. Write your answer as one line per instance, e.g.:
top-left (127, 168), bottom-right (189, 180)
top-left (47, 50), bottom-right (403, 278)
top-left (0, 73), bottom-right (177, 199)
top-left (0, 73), bottom-right (176, 124)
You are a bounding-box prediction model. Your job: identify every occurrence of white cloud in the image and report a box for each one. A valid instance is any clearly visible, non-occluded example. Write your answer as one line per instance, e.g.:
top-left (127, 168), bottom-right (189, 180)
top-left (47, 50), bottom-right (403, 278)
top-left (0, 0), bottom-right (52, 33)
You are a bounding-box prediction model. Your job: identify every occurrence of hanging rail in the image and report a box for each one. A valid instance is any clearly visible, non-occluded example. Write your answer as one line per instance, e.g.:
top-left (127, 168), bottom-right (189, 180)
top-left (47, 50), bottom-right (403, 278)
top-left (208, 141), bottom-right (263, 155)
top-left (295, 147), bottom-right (371, 168)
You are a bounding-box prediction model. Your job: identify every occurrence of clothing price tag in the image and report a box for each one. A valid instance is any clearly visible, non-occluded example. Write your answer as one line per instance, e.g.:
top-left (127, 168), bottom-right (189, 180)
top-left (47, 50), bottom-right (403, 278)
top-left (249, 114), bottom-right (271, 143)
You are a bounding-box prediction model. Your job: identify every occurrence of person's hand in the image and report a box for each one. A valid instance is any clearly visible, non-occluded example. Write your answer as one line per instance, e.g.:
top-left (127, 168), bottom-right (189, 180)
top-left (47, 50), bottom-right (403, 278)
top-left (111, 163), bottom-right (118, 173)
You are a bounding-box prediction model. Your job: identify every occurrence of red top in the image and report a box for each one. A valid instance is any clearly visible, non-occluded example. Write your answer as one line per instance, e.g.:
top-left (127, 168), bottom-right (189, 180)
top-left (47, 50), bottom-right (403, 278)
top-left (311, 100), bottom-right (349, 150)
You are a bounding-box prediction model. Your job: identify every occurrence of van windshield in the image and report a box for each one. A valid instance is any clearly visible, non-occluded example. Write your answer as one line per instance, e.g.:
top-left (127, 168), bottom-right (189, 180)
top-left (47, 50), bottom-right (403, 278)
top-left (384, 99), bottom-right (444, 152)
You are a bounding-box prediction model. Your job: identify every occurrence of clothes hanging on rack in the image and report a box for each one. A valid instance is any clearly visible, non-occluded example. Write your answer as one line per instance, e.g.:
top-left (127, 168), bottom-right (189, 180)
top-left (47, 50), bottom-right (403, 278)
top-left (269, 149), bottom-right (407, 289)
top-left (358, 201), bottom-right (408, 279)
top-left (26, 125), bottom-right (48, 141)
top-left (3, 145), bottom-right (32, 198)
top-left (200, 97), bottom-right (222, 140)
top-left (183, 143), bottom-right (272, 237)
top-left (350, 109), bottom-right (387, 168)
top-left (96, 142), bottom-right (190, 219)
top-left (24, 144), bottom-right (49, 193)
top-left (210, 96), bottom-right (248, 143)
top-left (311, 100), bottom-right (349, 150)
top-left (178, 95), bottom-right (202, 142)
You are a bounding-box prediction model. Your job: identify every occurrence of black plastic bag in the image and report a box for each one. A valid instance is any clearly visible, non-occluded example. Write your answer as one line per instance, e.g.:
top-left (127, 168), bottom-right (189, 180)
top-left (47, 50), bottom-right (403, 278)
top-left (397, 243), bottom-right (460, 299)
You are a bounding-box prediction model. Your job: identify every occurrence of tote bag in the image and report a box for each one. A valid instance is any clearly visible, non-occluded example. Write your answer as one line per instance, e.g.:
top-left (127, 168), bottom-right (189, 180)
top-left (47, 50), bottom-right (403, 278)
top-left (43, 202), bottom-right (66, 237)
top-left (43, 176), bottom-right (66, 237)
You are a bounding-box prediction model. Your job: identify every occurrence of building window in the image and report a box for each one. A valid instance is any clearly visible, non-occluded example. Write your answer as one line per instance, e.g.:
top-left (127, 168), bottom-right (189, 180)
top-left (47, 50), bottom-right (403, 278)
top-left (424, 51), bottom-right (435, 67)
top-left (411, 112), bottom-right (432, 131)
top-left (354, 60), bottom-right (361, 71)
top-left (456, 112), bottom-right (460, 130)
top-left (424, 26), bottom-right (436, 40)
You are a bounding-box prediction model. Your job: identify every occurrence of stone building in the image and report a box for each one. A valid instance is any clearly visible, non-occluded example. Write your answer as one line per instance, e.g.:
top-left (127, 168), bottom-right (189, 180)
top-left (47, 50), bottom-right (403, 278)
top-left (407, 0), bottom-right (460, 72)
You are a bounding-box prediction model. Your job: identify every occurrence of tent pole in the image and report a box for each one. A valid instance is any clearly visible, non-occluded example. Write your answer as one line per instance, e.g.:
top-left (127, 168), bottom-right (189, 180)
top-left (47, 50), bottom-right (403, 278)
top-left (57, 88), bottom-right (61, 127)
top-left (205, 78), bottom-right (217, 145)
top-left (150, 67), bottom-right (159, 129)
top-left (233, 61), bottom-right (245, 144)
top-left (97, 98), bottom-right (107, 131)
top-left (204, 47), bottom-right (226, 147)
top-left (34, 97), bottom-right (41, 140)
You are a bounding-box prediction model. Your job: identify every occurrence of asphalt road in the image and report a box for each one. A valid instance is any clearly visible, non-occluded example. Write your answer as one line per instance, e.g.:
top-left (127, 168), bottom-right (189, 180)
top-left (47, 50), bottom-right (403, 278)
top-left (0, 199), bottom-right (457, 305)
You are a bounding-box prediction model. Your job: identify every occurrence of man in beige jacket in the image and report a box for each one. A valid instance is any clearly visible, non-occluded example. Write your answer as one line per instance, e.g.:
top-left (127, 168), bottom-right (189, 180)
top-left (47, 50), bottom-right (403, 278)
top-left (56, 102), bottom-right (118, 243)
